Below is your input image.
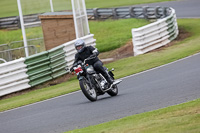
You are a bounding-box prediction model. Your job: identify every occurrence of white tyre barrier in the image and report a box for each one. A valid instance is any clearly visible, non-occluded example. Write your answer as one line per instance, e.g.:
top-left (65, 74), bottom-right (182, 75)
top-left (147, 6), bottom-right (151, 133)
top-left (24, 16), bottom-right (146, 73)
top-left (0, 79), bottom-right (30, 97)
top-left (0, 58), bottom-right (30, 96)
top-left (132, 8), bottom-right (178, 56)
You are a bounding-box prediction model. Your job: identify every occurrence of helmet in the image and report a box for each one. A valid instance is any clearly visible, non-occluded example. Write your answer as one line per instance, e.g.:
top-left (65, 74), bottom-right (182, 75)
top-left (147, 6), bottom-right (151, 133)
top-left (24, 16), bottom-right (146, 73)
top-left (74, 39), bottom-right (86, 53)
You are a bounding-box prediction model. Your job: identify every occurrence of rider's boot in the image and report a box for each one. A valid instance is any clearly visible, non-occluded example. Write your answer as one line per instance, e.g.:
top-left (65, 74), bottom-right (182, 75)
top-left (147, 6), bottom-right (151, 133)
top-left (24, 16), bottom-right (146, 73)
top-left (104, 75), bottom-right (114, 88)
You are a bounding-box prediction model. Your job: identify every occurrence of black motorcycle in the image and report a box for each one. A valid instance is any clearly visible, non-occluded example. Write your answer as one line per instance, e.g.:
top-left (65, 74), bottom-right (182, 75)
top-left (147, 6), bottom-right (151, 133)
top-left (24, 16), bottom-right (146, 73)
top-left (71, 56), bottom-right (122, 101)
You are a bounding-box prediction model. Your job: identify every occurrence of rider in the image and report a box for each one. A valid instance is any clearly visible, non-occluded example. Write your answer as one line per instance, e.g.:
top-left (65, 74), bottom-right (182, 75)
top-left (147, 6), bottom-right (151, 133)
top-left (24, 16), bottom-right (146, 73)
top-left (71, 39), bottom-right (113, 87)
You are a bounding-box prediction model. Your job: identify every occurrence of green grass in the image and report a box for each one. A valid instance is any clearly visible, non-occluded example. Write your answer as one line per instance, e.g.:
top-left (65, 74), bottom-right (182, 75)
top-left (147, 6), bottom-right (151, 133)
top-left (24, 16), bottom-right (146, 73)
top-left (65, 98), bottom-right (200, 133)
top-left (0, 27), bottom-right (43, 45)
top-left (0, 18), bottom-right (200, 112)
top-left (0, 0), bottom-right (176, 18)
top-left (90, 19), bottom-right (149, 52)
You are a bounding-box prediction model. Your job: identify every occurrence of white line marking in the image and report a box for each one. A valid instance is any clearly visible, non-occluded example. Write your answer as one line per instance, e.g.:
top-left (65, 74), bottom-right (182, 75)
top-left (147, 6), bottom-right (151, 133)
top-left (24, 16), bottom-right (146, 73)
top-left (0, 91), bottom-right (81, 114)
top-left (1, 52), bottom-right (200, 114)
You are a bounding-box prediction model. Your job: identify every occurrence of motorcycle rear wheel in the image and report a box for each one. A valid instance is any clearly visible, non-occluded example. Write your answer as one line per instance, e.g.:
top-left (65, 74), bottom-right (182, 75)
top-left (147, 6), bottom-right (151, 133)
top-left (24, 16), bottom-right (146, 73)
top-left (79, 78), bottom-right (97, 101)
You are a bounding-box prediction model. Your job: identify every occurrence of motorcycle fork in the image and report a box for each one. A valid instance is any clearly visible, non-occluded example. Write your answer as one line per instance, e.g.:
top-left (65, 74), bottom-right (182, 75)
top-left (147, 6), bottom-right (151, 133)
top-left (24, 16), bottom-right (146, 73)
top-left (86, 74), bottom-right (95, 89)
top-left (99, 73), bottom-right (107, 83)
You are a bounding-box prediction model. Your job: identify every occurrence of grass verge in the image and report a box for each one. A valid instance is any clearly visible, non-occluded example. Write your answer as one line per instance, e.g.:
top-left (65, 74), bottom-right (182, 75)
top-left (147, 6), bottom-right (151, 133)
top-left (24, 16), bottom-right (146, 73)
top-left (65, 98), bottom-right (200, 133)
top-left (0, 18), bottom-right (200, 112)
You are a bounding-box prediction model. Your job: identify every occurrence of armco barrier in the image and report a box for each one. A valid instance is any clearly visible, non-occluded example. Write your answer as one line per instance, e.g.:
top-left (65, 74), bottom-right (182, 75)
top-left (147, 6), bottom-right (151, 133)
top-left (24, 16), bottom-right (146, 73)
top-left (0, 58), bottom-right (30, 96)
top-left (25, 51), bottom-right (52, 87)
top-left (48, 45), bottom-right (68, 78)
top-left (132, 8), bottom-right (178, 56)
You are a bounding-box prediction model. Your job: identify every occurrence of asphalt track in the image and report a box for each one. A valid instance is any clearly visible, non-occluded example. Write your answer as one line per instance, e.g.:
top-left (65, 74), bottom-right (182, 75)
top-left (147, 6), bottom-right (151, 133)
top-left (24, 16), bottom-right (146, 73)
top-left (0, 0), bottom-right (200, 133)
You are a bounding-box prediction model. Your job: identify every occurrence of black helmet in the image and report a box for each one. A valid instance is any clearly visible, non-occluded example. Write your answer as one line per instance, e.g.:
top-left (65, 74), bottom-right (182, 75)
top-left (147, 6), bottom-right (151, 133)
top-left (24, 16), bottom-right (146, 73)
top-left (74, 39), bottom-right (86, 53)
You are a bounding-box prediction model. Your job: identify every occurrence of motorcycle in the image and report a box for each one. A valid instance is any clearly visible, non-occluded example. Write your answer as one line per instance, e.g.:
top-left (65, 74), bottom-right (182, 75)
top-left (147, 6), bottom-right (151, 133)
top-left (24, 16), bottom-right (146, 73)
top-left (70, 56), bottom-right (122, 101)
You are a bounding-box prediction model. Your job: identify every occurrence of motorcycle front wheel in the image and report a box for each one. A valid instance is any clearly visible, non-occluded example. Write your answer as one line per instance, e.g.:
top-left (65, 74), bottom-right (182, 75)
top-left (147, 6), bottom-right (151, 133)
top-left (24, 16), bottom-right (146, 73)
top-left (107, 84), bottom-right (118, 96)
top-left (107, 76), bottom-right (118, 96)
top-left (79, 78), bottom-right (97, 101)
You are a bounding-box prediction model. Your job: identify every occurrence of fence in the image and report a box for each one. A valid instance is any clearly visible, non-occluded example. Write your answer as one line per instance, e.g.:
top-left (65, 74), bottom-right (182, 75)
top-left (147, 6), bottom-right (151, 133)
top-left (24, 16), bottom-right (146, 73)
top-left (0, 6), bottom-right (170, 29)
top-left (0, 45), bottom-right (37, 62)
top-left (132, 8), bottom-right (178, 56)
top-left (0, 34), bottom-right (95, 96)
top-left (0, 44), bottom-right (10, 51)
top-left (0, 58), bottom-right (7, 64)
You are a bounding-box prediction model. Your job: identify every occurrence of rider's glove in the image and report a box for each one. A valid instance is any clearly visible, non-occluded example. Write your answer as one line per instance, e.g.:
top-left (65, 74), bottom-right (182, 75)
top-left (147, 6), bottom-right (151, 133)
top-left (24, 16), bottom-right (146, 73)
top-left (70, 66), bottom-right (74, 72)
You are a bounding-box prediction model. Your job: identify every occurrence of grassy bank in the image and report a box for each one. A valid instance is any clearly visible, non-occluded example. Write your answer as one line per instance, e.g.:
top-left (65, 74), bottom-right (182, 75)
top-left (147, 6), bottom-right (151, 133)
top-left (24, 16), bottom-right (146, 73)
top-left (0, 18), bottom-right (200, 112)
top-left (90, 19), bottom-right (149, 52)
top-left (0, 0), bottom-right (176, 17)
top-left (66, 98), bottom-right (200, 133)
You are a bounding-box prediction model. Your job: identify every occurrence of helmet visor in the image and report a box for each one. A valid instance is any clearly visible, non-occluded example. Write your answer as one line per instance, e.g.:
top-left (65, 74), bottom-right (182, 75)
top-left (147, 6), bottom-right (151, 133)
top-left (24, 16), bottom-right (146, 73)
top-left (76, 45), bottom-right (83, 50)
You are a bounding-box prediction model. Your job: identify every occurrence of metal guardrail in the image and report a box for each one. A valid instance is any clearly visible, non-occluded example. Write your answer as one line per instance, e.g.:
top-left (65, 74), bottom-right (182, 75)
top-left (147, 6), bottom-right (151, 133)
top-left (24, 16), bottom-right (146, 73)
top-left (0, 44), bottom-right (10, 51)
top-left (88, 6), bottom-right (170, 20)
top-left (0, 37), bottom-right (43, 62)
top-left (0, 14), bottom-right (41, 30)
top-left (0, 6), bottom-right (170, 29)
top-left (0, 58), bottom-right (7, 64)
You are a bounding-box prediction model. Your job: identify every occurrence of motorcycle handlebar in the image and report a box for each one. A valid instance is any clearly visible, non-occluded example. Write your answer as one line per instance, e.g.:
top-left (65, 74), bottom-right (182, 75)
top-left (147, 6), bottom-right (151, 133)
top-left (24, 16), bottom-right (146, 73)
top-left (84, 54), bottom-right (96, 64)
top-left (70, 54), bottom-right (96, 72)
